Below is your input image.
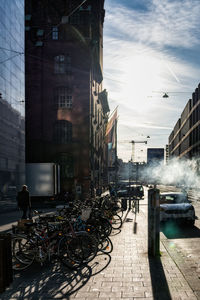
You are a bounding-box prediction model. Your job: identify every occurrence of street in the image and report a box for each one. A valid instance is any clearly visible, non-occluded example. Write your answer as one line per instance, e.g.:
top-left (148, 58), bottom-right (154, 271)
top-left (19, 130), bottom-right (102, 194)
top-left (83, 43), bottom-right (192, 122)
top-left (0, 208), bottom-right (57, 232)
top-left (0, 186), bottom-right (200, 299)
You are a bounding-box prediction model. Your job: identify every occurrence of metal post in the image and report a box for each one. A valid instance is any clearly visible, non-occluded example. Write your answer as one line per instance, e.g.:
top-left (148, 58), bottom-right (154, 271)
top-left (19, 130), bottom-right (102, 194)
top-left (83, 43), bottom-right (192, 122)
top-left (148, 188), bottom-right (160, 256)
top-left (128, 161), bottom-right (131, 210)
top-left (136, 162), bottom-right (138, 184)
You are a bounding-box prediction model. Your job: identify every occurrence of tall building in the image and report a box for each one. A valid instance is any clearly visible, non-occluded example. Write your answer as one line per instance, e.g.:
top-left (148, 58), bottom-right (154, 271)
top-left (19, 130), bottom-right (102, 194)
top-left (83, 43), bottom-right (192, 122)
top-left (169, 83), bottom-right (200, 159)
top-left (0, 0), bottom-right (25, 198)
top-left (25, 0), bottom-right (109, 197)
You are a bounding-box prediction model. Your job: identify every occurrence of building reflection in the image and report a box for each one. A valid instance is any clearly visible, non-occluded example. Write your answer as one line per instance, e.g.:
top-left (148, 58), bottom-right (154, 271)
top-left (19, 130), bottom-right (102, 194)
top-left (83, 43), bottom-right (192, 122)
top-left (0, 0), bottom-right (25, 198)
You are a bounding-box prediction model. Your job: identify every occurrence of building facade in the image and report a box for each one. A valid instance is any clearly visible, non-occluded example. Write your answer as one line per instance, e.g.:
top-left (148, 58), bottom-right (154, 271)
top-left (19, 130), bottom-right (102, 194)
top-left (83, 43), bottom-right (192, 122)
top-left (169, 83), bottom-right (200, 159)
top-left (25, 0), bottom-right (109, 197)
top-left (0, 0), bottom-right (25, 198)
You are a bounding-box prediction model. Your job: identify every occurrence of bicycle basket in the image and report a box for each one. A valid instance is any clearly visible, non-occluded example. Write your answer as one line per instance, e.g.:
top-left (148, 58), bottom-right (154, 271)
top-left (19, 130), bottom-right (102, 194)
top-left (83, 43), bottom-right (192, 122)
top-left (81, 208), bottom-right (92, 221)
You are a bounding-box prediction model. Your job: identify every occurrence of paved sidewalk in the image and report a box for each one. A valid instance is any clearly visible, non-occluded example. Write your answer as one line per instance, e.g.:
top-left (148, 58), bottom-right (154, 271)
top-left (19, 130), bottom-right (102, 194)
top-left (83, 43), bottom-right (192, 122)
top-left (1, 199), bottom-right (199, 300)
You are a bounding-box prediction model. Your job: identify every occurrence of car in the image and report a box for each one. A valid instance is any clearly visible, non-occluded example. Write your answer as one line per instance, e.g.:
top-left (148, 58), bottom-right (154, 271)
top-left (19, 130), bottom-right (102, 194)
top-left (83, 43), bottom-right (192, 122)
top-left (117, 189), bottom-right (128, 197)
top-left (126, 185), bottom-right (144, 198)
top-left (160, 192), bottom-right (195, 226)
top-left (117, 185), bottom-right (144, 198)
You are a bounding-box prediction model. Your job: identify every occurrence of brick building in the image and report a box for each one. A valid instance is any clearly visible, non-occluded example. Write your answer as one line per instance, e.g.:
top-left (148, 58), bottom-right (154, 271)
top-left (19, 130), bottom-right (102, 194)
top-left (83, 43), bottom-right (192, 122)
top-left (25, 0), bottom-right (109, 196)
top-left (169, 83), bottom-right (200, 159)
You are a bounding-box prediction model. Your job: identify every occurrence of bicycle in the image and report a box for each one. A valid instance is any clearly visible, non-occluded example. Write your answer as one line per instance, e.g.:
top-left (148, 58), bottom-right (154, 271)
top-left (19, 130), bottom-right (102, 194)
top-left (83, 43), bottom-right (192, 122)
top-left (12, 221), bottom-right (63, 270)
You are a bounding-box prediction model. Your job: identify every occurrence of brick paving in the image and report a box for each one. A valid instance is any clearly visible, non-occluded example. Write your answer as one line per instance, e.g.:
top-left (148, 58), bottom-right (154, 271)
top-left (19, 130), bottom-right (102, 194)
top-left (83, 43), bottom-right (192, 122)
top-left (1, 198), bottom-right (199, 300)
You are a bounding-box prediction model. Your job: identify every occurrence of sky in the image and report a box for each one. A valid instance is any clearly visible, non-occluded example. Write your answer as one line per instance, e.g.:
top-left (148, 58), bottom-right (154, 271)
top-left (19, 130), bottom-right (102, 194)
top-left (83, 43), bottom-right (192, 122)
top-left (103, 0), bottom-right (200, 162)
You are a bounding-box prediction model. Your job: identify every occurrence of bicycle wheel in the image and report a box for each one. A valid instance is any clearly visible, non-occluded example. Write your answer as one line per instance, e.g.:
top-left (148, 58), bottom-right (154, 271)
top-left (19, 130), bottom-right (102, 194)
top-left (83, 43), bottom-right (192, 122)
top-left (114, 206), bottom-right (123, 218)
top-left (58, 236), bottom-right (80, 269)
top-left (98, 217), bottom-right (112, 238)
top-left (12, 234), bottom-right (35, 270)
top-left (68, 233), bottom-right (98, 263)
top-left (98, 236), bottom-right (113, 254)
top-left (111, 214), bottom-right (122, 230)
top-left (59, 232), bottom-right (98, 265)
top-left (87, 217), bottom-right (112, 239)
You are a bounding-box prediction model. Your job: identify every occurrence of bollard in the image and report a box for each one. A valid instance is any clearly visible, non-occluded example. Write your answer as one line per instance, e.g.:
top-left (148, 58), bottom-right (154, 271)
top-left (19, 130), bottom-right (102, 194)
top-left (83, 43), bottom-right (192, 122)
top-left (0, 234), bottom-right (13, 293)
top-left (148, 188), bottom-right (160, 256)
top-left (121, 198), bottom-right (127, 211)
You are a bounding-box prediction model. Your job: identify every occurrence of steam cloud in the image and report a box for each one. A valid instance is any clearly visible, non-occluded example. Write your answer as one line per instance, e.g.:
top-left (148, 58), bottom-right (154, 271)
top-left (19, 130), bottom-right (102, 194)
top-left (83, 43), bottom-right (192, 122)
top-left (143, 157), bottom-right (200, 188)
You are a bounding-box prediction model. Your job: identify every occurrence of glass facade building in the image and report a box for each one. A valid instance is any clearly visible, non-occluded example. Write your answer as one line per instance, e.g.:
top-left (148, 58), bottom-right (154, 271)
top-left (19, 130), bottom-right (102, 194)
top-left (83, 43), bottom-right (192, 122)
top-left (0, 0), bottom-right (25, 198)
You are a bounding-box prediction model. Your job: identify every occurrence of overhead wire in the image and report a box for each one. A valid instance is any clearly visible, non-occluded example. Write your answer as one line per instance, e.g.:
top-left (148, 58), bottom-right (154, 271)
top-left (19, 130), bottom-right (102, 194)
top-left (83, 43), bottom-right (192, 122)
top-left (0, 46), bottom-right (24, 54)
top-left (42, 0), bottom-right (88, 41)
top-left (0, 1), bottom-right (124, 92)
top-left (0, 0), bottom-right (88, 64)
top-left (0, 53), bottom-right (23, 64)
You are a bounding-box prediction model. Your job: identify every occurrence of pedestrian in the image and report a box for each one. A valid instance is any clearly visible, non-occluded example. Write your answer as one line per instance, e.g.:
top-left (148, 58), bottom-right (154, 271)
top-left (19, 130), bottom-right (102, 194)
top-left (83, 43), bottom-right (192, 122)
top-left (17, 185), bottom-right (31, 219)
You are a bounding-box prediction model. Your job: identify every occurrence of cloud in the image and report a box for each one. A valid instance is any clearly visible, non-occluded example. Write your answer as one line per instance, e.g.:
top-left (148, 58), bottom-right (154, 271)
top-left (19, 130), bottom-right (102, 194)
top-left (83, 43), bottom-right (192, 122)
top-left (105, 0), bottom-right (200, 49)
top-left (104, 0), bottom-right (200, 161)
top-left (120, 120), bottom-right (173, 131)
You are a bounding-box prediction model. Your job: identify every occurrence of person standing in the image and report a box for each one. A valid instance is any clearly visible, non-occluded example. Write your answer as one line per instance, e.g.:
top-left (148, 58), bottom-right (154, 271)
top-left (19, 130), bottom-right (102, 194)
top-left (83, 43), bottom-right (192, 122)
top-left (17, 185), bottom-right (31, 219)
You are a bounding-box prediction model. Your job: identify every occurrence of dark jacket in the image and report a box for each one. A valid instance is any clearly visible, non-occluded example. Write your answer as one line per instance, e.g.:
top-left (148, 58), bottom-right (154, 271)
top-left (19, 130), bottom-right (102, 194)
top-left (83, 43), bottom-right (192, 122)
top-left (17, 190), bottom-right (31, 208)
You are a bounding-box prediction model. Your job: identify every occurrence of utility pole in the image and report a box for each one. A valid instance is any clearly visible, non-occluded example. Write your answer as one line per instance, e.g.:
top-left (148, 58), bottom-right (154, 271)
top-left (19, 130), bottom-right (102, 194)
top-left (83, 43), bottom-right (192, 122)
top-left (114, 117), bottom-right (118, 191)
top-left (128, 160), bottom-right (132, 210)
top-left (148, 188), bottom-right (160, 256)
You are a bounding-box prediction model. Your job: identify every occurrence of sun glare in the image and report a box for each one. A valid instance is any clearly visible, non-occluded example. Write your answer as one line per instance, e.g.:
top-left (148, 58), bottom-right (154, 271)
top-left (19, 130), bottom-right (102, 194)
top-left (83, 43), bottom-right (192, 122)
top-left (122, 53), bottom-right (164, 109)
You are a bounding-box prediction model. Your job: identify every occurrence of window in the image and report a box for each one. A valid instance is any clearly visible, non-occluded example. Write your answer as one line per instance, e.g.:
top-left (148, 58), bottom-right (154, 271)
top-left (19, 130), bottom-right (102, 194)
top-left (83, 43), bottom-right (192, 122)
top-left (54, 87), bottom-right (72, 108)
top-left (54, 55), bottom-right (71, 74)
top-left (36, 29), bottom-right (44, 36)
top-left (54, 55), bottom-right (65, 73)
top-left (52, 27), bottom-right (58, 40)
top-left (53, 120), bottom-right (72, 144)
top-left (54, 153), bottom-right (74, 178)
top-left (35, 41), bottom-right (43, 47)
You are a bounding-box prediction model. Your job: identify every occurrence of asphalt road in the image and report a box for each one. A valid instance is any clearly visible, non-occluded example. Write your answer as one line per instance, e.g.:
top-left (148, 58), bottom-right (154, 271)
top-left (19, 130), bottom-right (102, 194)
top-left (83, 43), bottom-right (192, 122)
top-left (0, 208), bottom-right (57, 232)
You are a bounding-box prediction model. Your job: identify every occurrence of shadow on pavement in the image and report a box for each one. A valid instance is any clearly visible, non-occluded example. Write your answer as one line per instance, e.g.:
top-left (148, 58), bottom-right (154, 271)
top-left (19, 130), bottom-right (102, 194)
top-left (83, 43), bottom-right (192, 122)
top-left (1, 253), bottom-right (112, 299)
top-left (87, 252), bottom-right (111, 276)
top-left (161, 221), bottom-right (200, 239)
top-left (148, 255), bottom-right (172, 300)
top-left (1, 261), bottom-right (92, 299)
top-left (110, 228), bottom-right (121, 236)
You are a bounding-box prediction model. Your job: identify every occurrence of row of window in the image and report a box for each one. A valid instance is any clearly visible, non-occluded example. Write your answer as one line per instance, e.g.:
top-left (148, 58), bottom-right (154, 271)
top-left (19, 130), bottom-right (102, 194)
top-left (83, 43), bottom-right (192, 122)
top-left (190, 105), bottom-right (200, 127)
top-left (53, 119), bottom-right (104, 145)
top-left (54, 54), bottom-right (71, 74)
top-left (54, 87), bottom-right (72, 109)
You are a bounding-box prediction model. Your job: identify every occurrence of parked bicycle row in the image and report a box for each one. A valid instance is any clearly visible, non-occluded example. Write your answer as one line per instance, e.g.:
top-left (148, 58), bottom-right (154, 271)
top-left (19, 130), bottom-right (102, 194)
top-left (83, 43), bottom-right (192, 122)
top-left (11, 195), bottom-right (124, 272)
